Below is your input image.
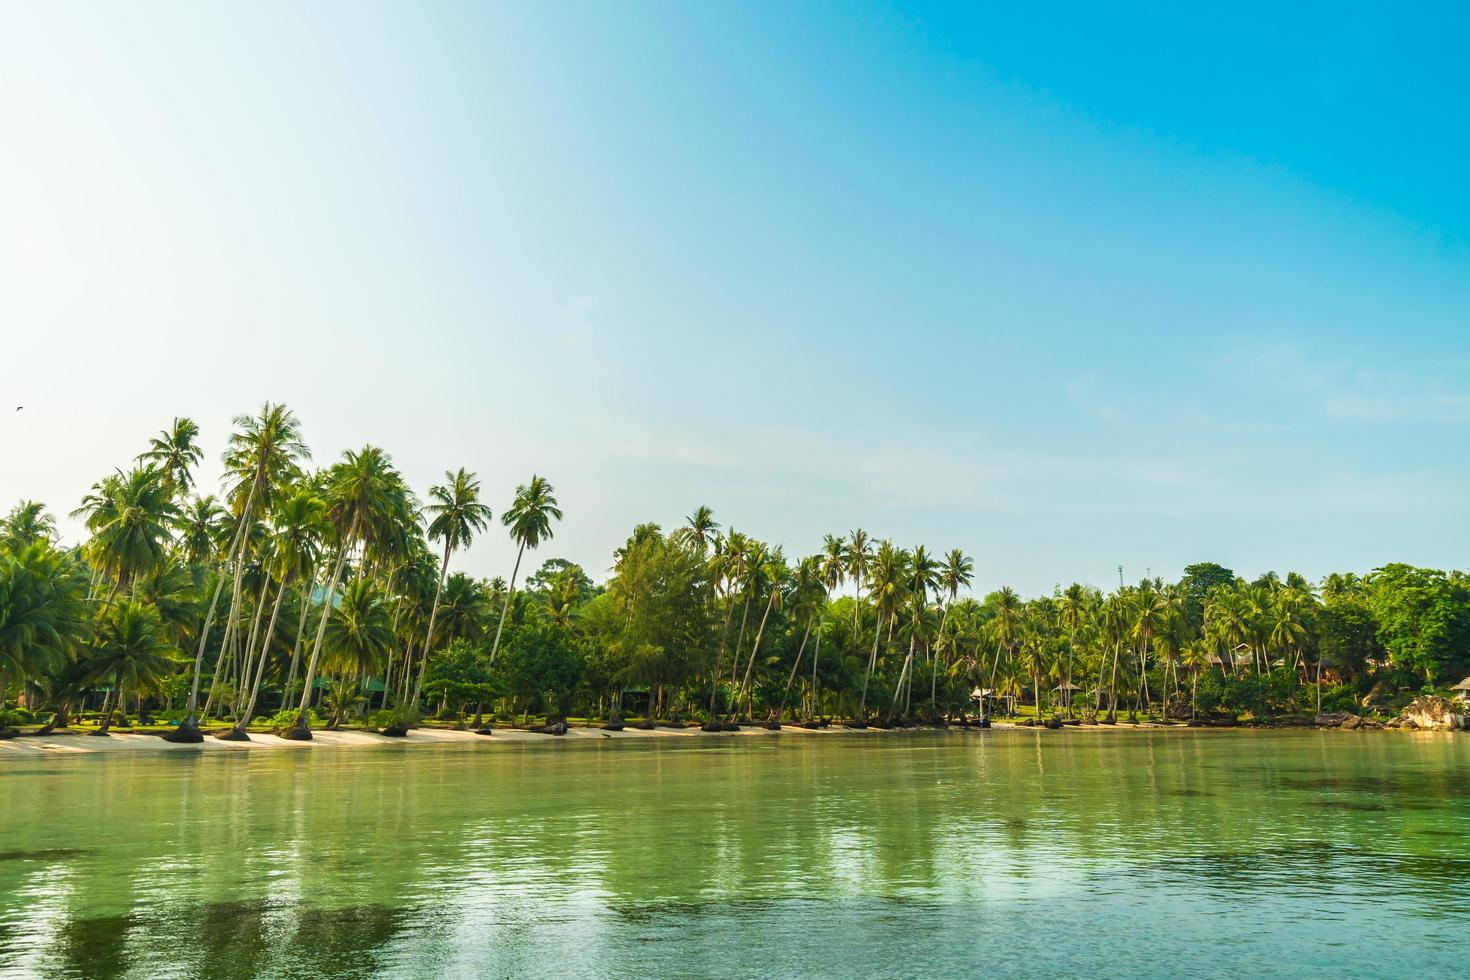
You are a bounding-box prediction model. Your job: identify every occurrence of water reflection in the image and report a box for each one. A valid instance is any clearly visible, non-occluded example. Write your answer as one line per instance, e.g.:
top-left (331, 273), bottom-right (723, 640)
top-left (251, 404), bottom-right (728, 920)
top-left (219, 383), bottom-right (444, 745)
top-left (1, 731), bottom-right (1468, 977)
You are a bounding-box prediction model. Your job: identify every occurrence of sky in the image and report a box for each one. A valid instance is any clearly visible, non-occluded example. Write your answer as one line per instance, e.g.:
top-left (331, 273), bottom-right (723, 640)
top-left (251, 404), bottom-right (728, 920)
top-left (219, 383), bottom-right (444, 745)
top-left (2, 1), bottom-right (1468, 596)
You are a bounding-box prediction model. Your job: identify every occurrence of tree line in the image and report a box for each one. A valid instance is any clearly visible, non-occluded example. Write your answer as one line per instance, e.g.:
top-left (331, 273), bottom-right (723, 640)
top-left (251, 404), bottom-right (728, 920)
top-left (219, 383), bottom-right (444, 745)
top-left (2, 403), bottom-right (1468, 739)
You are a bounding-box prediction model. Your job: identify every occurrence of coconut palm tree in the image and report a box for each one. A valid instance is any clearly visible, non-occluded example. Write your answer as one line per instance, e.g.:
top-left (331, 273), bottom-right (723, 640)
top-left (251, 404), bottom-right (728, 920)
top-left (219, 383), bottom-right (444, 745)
top-left (737, 546), bottom-right (788, 716)
top-left (84, 600), bottom-right (179, 735)
top-left (73, 466), bottom-right (179, 598)
top-left (0, 540), bottom-right (88, 696)
top-left (171, 404), bottom-right (307, 741)
top-left (137, 417), bottom-right (204, 499)
top-left (410, 469), bottom-right (494, 708)
top-left (224, 488), bottom-right (326, 739)
top-left (1056, 583), bottom-right (1087, 715)
top-left (486, 476), bottom-right (562, 669)
top-left (931, 548), bottom-right (973, 712)
top-left (287, 446), bottom-right (402, 739)
top-left (683, 505), bottom-right (719, 553)
top-left (856, 540), bottom-right (907, 723)
top-left (1, 500), bottom-right (57, 548)
top-left (320, 579), bottom-right (394, 727)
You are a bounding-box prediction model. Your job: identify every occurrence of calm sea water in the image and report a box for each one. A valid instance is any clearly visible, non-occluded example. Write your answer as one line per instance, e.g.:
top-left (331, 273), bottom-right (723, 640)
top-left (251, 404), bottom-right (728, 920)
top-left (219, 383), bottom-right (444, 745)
top-left (1, 730), bottom-right (1467, 978)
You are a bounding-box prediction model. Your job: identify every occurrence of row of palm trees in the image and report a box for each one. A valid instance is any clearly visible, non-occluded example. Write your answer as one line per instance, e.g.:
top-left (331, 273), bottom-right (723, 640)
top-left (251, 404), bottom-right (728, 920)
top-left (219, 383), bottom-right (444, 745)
top-left (0, 404), bottom-right (562, 741)
top-left (0, 405), bottom-right (1397, 735)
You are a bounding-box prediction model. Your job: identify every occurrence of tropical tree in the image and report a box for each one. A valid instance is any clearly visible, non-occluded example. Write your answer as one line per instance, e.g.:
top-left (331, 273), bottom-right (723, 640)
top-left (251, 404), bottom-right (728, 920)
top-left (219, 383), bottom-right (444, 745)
top-left (137, 417), bottom-right (204, 498)
top-left (486, 476), bottom-right (562, 669)
top-left (84, 600), bottom-right (180, 735)
top-left (410, 469), bottom-right (493, 708)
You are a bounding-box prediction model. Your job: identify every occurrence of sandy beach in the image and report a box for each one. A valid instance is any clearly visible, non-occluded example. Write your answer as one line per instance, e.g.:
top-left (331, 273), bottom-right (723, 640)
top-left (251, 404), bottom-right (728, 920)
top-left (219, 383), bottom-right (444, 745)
top-left (0, 721), bottom-right (1102, 756)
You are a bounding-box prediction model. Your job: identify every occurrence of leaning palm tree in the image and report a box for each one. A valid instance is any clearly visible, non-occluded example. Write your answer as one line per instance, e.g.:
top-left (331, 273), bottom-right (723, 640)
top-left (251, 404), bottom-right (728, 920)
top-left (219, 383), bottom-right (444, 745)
top-left (223, 488), bottom-right (326, 740)
top-left (170, 403), bottom-right (307, 742)
top-left (1056, 583), bottom-right (1087, 715)
top-left (409, 469), bottom-right (493, 708)
top-left (485, 476), bottom-right (562, 669)
top-left (286, 446), bottom-right (401, 739)
top-left (320, 578), bottom-right (394, 728)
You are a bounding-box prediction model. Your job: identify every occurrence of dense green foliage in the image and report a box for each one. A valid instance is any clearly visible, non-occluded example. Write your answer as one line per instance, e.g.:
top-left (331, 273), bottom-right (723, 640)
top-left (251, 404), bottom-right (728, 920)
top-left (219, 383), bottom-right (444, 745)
top-left (2, 404), bottom-right (1468, 732)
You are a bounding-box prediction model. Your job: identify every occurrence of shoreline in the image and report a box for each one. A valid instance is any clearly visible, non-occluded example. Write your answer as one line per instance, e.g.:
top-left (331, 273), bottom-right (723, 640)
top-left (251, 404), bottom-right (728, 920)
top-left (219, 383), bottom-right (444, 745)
top-left (0, 718), bottom-right (1449, 757)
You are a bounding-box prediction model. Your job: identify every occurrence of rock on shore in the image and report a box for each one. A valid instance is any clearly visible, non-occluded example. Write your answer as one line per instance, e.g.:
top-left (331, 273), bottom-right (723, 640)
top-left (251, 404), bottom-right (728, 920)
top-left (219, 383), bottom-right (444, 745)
top-left (1398, 696), bottom-right (1469, 731)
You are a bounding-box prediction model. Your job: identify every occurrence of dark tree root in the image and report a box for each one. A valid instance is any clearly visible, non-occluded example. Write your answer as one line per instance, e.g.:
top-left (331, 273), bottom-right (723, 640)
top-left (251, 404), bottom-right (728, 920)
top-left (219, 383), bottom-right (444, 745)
top-left (280, 726), bottom-right (314, 741)
top-left (379, 724), bottom-right (409, 737)
top-left (700, 722), bottom-right (723, 733)
top-left (162, 724), bottom-right (204, 744)
top-left (214, 729), bottom-right (251, 742)
top-left (474, 727), bottom-right (494, 736)
top-left (762, 722), bottom-right (782, 731)
top-left (600, 722), bottom-right (625, 732)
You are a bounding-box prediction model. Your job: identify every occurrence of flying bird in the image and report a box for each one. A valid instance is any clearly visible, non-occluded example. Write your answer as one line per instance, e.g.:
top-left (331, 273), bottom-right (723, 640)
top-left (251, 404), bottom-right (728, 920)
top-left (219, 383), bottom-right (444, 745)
top-left (14, 406), bottom-right (20, 411)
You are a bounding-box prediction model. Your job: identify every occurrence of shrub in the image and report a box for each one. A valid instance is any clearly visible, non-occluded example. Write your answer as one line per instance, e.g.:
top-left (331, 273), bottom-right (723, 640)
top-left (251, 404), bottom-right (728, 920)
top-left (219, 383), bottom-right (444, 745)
top-left (0, 708), bottom-right (35, 727)
top-left (266, 707), bottom-right (324, 728)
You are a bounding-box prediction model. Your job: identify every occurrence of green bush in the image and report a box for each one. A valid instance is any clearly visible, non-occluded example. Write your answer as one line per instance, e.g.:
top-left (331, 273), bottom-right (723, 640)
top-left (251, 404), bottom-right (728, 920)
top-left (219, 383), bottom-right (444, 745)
top-left (369, 705), bottom-right (422, 729)
top-left (435, 706), bottom-right (462, 722)
top-left (0, 708), bottom-right (35, 726)
top-left (1318, 684), bottom-right (1361, 713)
top-left (266, 707), bottom-right (324, 728)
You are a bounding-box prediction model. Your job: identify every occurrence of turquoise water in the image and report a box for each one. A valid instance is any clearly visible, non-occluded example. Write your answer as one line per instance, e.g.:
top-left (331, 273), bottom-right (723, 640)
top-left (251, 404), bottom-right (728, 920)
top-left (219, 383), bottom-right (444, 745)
top-left (2, 730), bottom-right (1468, 978)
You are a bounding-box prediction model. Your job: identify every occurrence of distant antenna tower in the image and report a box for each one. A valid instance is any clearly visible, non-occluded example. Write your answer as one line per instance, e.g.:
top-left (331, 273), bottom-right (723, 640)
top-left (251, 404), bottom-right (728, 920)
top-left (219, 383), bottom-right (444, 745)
top-left (1117, 565), bottom-right (1124, 588)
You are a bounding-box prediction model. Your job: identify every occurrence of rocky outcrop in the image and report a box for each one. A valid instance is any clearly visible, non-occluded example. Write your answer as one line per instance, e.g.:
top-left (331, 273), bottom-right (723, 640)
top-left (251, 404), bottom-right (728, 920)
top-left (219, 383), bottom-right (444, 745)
top-left (1314, 712), bottom-right (1352, 727)
top-left (1398, 696), bottom-right (1468, 731)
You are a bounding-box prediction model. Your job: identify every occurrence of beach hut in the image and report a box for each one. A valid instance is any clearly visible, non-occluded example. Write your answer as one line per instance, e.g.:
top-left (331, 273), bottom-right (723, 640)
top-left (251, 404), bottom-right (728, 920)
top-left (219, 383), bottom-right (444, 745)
top-left (1451, 677), bottom-right (1470, 705)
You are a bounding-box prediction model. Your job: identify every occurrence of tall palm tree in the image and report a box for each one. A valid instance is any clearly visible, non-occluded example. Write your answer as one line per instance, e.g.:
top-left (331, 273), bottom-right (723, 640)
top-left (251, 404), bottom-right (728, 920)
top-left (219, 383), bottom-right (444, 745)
top-left (683, 505), bottom-right (719, 553)
top-left (856, 540), bottom-right (907, 723)
top-left (1057, 583), bottom-right (1087, 715)
top-left (224, 488), bottom-right (326, 740)
top-left (287, 446), bottom-right (401, 739)
top-left (931, 548), bottom-right (973, 712)
top-left (844, 529), bottom-right (872, 684)
top-left (171, 403), bottom-right (306, 741)
top-left (137, 417), bottom-right (203, 499)
top-left (410, 469), bottom-right (493, 708)
top-left (738, 547), bottom-right (788, 715)
top-left (486, 476), bottom-right (562, 669)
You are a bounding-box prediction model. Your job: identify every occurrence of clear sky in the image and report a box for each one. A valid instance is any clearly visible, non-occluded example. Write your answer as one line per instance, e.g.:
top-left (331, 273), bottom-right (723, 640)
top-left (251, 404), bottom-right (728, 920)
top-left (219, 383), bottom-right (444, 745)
top-left (2, 1), bottom-right (1468, 595)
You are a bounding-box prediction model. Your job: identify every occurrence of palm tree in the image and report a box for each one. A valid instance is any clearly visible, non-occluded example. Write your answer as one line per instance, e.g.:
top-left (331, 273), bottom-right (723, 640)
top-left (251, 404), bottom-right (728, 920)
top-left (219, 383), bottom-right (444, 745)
top-left (73, 466), bottom-right (179, 597)
top-left (983, 587), bottom-right (1022, 720)
top-left (137, 417), bottom-right (203, 499)
top-left (844, 529), bottom-right (872, 685)
top-left (84, 600), bottom-right (179, 736)
top-left (224, 488), bottom-right (326, 740)
top-left (320, 579), bottom-right (394, 728)
top-left (1057, 583), bottom-right (1087, 715)
top-left (1, 500), bottom-right (57, 548)
top-left (738, 547), bottom-right (788, 716)
top-left (0, 541), bottom-right (88, 701)
top-left (176, 495), bottom-right (227, 566)
top-left (856, 540), bottom-right (907, 723)
top-left (683, 505), bottom-right (719, 552)
top-left (931, 548), bottom-right (973, 714)
top-left (171, 403), bottom-right (307, 741)
top-left (287, 446), bottom-right (401, 739)
top-left (410, 469), bottom-right (493, 708)
top-left (486, 476), bottom-right (562, 670)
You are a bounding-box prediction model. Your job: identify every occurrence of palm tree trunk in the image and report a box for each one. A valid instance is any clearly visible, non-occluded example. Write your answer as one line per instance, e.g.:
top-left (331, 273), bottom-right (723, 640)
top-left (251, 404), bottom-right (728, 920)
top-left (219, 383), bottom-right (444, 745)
top-left (95, 682), bottom-right (116, 735)
top-left (292, 513), bottom-right (361, 734)
top-left (233, 571), bottom-right (291, 735)
top-left (888, 633), bottom-right (917, 723)
top-left (233, 566), bottom-right (274, 718)
top-left (410, 538), bottom-right (453, 707)
top-left (1107, 640), bottom-right (1122, 721)
top-left (706, 585), bottom-right (735, 722)
top-left (776, 620), bottom-right (813, 723)
top-left (856, 609), bottom-right (883, 720)
top-left (738, 589), bottom-right (778, 708)
top-left (285, 570), bottom-right (315, 699)
top-left (485, 541), bottom-right (525, 669)
top-left (808, 622), bottom-right (823, 722)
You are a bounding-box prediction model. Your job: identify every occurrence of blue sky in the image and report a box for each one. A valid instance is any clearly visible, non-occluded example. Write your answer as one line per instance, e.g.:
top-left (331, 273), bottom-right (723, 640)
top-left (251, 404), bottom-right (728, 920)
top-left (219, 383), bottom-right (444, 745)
top-left (2, 1), bottom-right (1467, 594)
